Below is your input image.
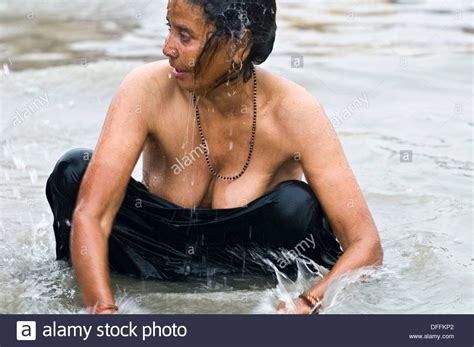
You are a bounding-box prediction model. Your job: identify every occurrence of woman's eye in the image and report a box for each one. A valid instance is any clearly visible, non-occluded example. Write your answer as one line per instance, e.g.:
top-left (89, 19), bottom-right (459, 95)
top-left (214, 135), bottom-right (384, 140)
top-left (165, 22), bottom-right (189, 43)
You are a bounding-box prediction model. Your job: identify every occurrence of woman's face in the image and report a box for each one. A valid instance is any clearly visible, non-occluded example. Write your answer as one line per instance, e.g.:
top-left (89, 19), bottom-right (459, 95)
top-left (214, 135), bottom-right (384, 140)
top-left (163, 0), bottom-right (245, 94)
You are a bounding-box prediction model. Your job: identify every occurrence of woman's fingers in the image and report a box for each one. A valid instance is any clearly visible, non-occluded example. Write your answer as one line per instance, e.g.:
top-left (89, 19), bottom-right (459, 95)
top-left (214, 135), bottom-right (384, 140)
top-left (277, 301), bottom-right (287, 313)
top-left (277, 300), bottom-right (314, 314)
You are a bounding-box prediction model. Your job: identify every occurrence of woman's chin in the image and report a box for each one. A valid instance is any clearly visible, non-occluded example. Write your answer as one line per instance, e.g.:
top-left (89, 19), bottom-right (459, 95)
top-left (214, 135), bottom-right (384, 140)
top-left (175, 74), bottom-right (194, 86)
top-left (177, 81), bottom-right (205, 94)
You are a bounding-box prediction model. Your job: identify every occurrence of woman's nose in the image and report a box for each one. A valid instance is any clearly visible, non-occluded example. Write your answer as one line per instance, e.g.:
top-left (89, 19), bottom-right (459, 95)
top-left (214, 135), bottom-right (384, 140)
top-left (163, 37), bottom-right (178, 58)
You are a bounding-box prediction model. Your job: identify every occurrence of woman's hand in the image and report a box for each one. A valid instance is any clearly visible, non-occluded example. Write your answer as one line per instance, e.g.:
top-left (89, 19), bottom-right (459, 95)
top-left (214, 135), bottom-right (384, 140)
top-left (87, 303), bottom-right (119, 315)
top-left (277, 297), bottom-right (317, 315)
top-left (96, 309), bottom-right (118, 315)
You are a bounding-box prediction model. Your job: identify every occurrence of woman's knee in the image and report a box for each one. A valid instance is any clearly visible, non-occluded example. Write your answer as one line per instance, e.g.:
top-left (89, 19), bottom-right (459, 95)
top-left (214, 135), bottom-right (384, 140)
top-left (271, 180), bottom-right (321, 233)
top-left (47, 148), bottom-right (93, 196)
top-left (268, 180), bottom-right (343, 267)
top-left (273, 180), bottom-right (319, 209)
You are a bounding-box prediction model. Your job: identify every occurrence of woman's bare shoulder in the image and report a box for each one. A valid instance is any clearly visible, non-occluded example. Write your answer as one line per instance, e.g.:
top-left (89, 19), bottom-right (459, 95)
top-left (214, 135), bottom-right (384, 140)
top-left (124, 60), bottom-right (173, 96)
top-left (258, 66), bottom-right (327, 129)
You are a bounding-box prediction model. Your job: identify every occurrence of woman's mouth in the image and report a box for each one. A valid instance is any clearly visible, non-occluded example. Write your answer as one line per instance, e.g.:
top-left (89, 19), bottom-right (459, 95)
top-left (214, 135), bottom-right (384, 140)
top-left (172, 68), bottom-right (189, 79)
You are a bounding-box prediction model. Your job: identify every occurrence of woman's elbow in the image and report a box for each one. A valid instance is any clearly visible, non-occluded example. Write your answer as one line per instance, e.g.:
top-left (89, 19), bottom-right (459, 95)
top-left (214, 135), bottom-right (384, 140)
top-left (72, 205), bottom-right (113, 239)
top-left (369, 239), bottom-right (384, 266)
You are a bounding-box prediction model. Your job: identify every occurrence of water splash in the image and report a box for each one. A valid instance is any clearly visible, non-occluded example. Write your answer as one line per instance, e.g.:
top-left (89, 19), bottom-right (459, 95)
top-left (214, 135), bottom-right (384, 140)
top-left (252, 250), bottom-right (385, 314)
top-left (0, 216), bottom-right (74, 314)
top-left (76, 291), bottom-right (150, 314)
top-left (249, 250), bottom-right (324, 313)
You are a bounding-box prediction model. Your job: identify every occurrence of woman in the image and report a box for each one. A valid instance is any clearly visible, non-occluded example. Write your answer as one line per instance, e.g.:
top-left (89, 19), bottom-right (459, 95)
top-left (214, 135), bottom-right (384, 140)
top-left (46, 0), bottom-right (383, 314)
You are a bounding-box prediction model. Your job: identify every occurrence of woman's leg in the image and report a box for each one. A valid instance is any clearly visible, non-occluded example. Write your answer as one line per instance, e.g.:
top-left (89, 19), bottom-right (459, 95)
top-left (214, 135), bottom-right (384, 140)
top-left (184, 180), bottom-right (344, 277)
top-left (123, 179), bottom-right (345, 279)
top-left (45, 148), bottom-right (167, 279)
top-left (256, 180), bottom-right (344, 272)
top-left (46, 148), bottom-right (93, 261)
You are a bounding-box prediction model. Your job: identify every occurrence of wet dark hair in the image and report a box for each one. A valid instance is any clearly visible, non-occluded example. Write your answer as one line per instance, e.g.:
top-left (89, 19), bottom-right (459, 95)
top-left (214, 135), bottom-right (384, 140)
top-left (187, 0), bottom-right (277, 89)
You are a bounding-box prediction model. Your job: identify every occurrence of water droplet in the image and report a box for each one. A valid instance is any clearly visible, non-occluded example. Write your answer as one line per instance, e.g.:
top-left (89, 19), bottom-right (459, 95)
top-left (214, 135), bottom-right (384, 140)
top-left (168, 73), bottom-right (172, 79)
top-left (65, 219), bottom-right (71, 227)
top-left (228, 141), bottom-right (234, 151)
top-left (12, 156), bottom-right (26, 170)
top-left (3, 63), bottom-right (10, 75)
top-left (29, 169), bottom-right (37, 184)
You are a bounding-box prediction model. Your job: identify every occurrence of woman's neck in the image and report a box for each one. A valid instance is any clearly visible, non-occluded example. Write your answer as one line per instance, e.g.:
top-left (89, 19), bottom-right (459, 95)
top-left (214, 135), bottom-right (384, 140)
top-left (193, 73), bottom-right (254, 118)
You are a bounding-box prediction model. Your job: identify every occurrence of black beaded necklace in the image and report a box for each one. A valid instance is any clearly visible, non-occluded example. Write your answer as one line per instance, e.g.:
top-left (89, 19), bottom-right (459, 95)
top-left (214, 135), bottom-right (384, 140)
top-left (192, 65), bottom-right (257, 181)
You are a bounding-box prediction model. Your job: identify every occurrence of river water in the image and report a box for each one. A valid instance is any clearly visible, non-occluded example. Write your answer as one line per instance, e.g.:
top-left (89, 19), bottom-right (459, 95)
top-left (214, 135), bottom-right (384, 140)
top-left (0, 0), bottom-right (472, 314)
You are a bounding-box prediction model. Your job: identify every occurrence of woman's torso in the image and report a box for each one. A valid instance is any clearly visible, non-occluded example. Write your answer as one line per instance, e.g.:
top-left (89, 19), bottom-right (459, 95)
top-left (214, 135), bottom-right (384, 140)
top-left (141, 61), bottom-right (303, 209)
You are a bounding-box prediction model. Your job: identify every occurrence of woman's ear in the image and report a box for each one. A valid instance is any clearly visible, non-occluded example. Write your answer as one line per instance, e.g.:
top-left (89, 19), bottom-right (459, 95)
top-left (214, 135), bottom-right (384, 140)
top-left (233, 29), bottom-right (252, 64)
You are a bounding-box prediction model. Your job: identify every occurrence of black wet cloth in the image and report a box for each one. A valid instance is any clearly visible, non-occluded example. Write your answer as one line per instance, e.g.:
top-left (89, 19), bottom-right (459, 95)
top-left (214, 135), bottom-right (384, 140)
top-left (45, 148), bottom-right (343, 280)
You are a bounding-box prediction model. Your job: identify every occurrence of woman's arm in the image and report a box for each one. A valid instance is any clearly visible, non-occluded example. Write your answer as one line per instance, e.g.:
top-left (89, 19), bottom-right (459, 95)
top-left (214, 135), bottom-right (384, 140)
top-left (278, 88), bottom-right (383, 313)
top-left (71, 67), bottom-right (155, 313)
